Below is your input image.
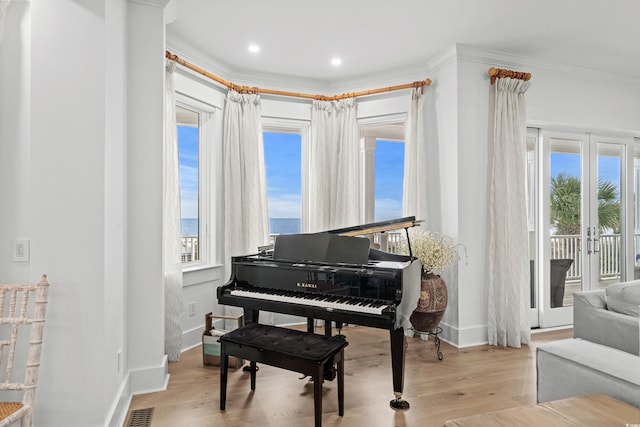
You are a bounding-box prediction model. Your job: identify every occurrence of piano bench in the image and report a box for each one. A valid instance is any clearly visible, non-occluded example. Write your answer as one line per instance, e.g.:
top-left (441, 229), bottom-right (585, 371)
top-left (219, 323), bottom-right (349, 427)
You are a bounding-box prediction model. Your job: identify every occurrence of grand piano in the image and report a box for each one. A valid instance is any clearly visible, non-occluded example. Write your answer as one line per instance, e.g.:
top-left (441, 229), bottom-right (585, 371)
top-left (217, 216), bottom-right (422, 410)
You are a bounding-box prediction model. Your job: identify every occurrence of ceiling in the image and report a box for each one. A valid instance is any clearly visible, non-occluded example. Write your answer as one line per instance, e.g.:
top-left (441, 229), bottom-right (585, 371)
top-left (166, 0), bottom-right (640, 85)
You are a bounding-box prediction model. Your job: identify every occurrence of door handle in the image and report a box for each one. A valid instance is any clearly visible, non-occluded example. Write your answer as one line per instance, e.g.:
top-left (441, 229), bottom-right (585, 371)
top-left (586, 227), bottom-right (592, 254)
top-left (593, 229), bottom-right (601, 253)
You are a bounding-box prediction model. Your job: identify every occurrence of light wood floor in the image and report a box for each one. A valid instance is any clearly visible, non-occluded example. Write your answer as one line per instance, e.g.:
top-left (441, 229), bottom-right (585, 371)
top-left (127, 326), bottom-right (572, 427)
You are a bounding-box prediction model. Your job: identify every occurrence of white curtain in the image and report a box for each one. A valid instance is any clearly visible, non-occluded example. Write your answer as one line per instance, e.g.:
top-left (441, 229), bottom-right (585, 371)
top-left (223, 90), bottom-right (270, 324)
top-left (223, 90), bottom-right (269, 259)
top-left (309, 98), bottom-right (360, 232)
top-left (0, 1), bottom-right (9, 45)
top-left (488, 77), bottom-right (531, 348)
top-left (402, 88), bottom-right (427, 221)
top-left (164, 61), bottom-right (183, 361)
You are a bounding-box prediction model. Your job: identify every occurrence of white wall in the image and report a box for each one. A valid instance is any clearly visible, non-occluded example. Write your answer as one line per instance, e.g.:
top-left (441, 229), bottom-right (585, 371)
top-left (30, 1), bottom-right (108, 425)
top-left (126, 0), bottom-right (168, 402)
top-left (527, 66), bottom-right (640, 134)
top-left (0, 0), bottom-right (30, 283)
top-left (0, 1), bottom-right (170, 425)
top-left (104, 0), bottom-right (129, 422)
top-left (425, 51), bottom-right (461, 340)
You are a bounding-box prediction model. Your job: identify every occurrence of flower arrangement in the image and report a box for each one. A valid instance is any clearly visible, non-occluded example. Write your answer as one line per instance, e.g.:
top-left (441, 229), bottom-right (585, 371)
top-left (402, 229), bottom-right (466, 276)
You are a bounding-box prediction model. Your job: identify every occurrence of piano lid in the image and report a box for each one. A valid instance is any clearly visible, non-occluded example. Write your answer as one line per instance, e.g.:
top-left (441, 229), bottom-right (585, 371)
top-left (328, 216), bottom-right (421, 237)
top-left (258, 216), bottom-right (423, 258)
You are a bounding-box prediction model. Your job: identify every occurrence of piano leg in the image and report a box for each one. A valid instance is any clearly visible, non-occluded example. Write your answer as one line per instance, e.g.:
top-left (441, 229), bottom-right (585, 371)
top-left (307, 318), bottom-right (314, 333)
top-left (243, 308), bottom-right (259, 324)
top-left (389, 328), bottom-right (410, 410)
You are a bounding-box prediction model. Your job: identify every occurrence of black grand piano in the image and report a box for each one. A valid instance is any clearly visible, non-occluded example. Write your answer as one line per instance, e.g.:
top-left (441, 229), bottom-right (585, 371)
top-left (217, 216), bottom-right (422, 409)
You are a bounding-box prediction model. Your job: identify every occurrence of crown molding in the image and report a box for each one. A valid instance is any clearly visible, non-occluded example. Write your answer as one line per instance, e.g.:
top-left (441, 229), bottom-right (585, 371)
top-left (456, 44), bottom-right (640, 88)
top-left (166, 37), bottom-right (331, 95)
top-left (425, 44), bottom-right (458, 75)
top-left (128, 0), bottom-right (171, 7)
top-left (326, 59), bottom-right (430, 96)
top-left (229, 67), bottom-right (329, 95)
top-left (166, 38), bottom-right (235, 80)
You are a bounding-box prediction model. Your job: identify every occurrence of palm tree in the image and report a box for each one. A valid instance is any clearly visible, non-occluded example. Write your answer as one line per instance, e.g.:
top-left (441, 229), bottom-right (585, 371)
top-left (550, 173), bottom-right (620, 235)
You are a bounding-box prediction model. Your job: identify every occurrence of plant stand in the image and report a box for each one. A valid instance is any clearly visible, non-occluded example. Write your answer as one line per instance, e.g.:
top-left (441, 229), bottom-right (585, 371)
top-left (411, 326), bottom-right (444, 360)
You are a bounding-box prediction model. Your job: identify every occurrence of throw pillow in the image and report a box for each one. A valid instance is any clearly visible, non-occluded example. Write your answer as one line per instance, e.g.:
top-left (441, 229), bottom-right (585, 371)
top-left (605, 280), bottom-right (640, 317)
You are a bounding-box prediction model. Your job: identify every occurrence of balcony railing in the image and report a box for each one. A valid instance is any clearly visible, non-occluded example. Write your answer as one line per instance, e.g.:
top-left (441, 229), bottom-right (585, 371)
top-left (550, 233), bottom-right (636, 280)
top-left (183, 232), bottom-right (640, 279)
top-left (182, 235), bottom-right (199, 263)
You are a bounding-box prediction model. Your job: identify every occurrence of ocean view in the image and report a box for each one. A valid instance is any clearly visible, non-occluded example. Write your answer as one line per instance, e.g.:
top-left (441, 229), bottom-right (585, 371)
top-left (181, 218), bottom-right (199, 236)
top-left (181, 218), bottom-right (301, 236)
top-left (269, 218), bottom-right (301, 235)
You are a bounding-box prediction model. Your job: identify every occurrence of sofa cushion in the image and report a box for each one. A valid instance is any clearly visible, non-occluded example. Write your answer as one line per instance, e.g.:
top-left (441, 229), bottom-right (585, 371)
top-left (536, 338), bottom-right (640, 407)
top-left (606, 280), bottom-right (640, 317)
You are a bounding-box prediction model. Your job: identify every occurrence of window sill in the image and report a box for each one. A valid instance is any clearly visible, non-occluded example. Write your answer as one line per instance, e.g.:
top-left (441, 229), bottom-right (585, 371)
top-left (182, 263), bottom-right (225, 287)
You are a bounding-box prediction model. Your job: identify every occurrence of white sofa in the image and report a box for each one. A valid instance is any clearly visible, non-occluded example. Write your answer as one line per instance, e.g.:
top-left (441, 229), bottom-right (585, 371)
top-left (536, 281), bottom-right (640, 408)
top-left (573, 282), bottom-right (640, 355)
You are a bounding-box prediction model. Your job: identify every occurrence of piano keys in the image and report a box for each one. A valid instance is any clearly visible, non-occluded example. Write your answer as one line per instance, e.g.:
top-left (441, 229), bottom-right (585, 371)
top-left (217, 216), bottom-right (422, 410)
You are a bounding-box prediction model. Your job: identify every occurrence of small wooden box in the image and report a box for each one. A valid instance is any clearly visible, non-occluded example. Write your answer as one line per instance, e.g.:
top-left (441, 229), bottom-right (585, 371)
top-left (202, 312), bottom-right (245, 369)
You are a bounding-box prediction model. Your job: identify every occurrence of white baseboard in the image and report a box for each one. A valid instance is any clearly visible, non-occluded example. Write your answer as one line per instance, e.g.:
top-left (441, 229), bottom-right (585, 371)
top-left (107, 375), bottom-right (132, 427)
top-left (106, 356), bottom-right (169, 427)
top-left (129, 355), bottom-right (170, 395)
top-left (439, 322), bottom-right (489, 348)
top-left (182, 324), bottom-right (205, 351)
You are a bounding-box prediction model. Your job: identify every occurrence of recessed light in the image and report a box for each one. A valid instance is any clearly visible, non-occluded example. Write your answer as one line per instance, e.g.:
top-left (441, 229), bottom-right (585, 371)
top-left (248, 44), bottom-right (260, 53)
top-left (331, 58), bottom-right (342, 66)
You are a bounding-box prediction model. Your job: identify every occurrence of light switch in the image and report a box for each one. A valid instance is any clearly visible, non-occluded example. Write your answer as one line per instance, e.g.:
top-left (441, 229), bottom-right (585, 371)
top-left (12, 240), bottom-right (29, 262)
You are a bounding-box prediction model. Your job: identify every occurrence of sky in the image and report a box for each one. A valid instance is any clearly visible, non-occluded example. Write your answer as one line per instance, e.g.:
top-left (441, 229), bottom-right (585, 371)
top-left (551, 152), bottom-right (621, 192)
top-left (178, 129), bottom-right (405, 222)
top-left (263, 132), bottom-right (302, 219)
top-left (177, 126), bottom-right (199, 219)
top-left (263, 133), bottom-right (404, 221)
top-left (374, 140), bottom-right (404, 220)
top-left (178, 128), bottom-right (623, 222)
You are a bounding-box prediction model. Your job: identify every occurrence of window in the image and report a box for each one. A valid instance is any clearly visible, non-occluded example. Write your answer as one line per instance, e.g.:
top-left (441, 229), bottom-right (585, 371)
top-left (263, 130), bottom-right (303, 237)
top-left (261, 118), bottom-right (404, 241)
top-left (176, 105), bottom-right (200, 263)
top-left (360, 122), bottom-right (405, 223)
top-left (360, 121), bottom-right (405, 253)
top-left (374, 140), bottom-right (404, 221)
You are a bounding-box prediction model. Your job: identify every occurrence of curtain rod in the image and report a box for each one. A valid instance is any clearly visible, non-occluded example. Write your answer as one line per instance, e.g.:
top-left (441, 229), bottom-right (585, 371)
top-left (488, 67), bottom-right (532, 84)
top-left (166, 51), bottom-right (431, 101)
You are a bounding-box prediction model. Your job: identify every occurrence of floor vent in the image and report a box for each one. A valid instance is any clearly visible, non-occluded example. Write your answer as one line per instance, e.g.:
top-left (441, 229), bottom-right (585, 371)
top-left (126, 407), bottom-right (154, 427)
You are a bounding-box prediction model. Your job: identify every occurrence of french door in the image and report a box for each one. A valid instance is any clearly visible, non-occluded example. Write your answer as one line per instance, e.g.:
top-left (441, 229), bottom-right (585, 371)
top-left (529, 129), bottom-right (636, 328)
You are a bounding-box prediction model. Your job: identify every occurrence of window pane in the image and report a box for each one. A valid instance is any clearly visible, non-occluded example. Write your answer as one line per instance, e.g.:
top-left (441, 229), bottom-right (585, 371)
top-left (176, 106), bottom-right (199, 262)
top-left (549, 139), bottom-right (581, 306)
top-left (526, 133), bottom-right (536, 308)
top-left (374, 140), bottom-right (404, 221)
top-left (263, 132), bottom-right (302, 236)
top-left (597, 143), bottom-right (622, 284)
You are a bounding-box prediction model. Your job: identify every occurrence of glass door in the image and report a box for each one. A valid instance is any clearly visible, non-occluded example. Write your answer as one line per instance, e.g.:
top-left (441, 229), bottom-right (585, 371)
top-left (536, 131), bottom-right (633, 328)
top-left (587, 138), bottom-right (625, 291)
top-left (527, 129), bottom-right (540, 327)
top-left (539, 132), bottom-right (586, 326)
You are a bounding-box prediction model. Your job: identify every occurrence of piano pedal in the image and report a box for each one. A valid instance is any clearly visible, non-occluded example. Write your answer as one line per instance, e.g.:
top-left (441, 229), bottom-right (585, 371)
top-left (298, 374), bottom-right (310, 380)
top-left (242, 365), bottom-right (259, 373)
